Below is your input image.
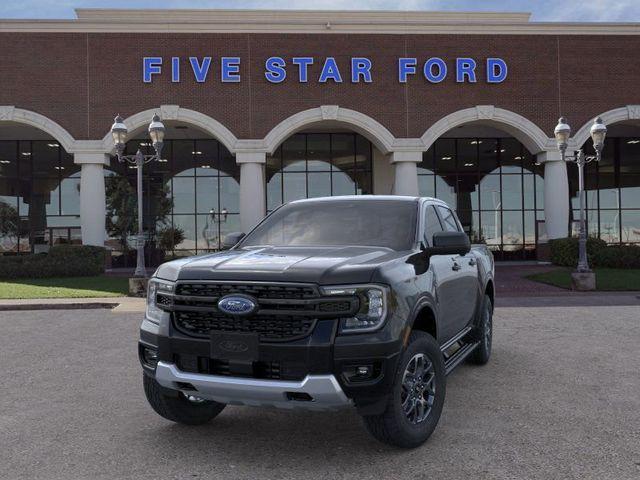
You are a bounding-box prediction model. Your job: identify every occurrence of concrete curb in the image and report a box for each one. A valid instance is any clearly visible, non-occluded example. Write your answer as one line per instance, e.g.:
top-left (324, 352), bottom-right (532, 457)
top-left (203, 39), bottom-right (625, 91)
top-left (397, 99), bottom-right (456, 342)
top-left (0, 302), bottom-right (120, 311)
top-left (0, 296), bottom-right (146, 313)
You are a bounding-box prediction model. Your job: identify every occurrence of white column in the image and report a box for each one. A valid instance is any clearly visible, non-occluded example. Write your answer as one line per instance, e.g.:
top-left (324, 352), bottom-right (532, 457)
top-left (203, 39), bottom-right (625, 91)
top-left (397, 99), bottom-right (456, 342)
top-left (539, 151), bottom-right (569, 239)
top-left (237, 151), bottom-right (266, 233)
top-left (75, 153), bottom-right (109, 246)
top-left (391, 151), bottom-right (421, 196)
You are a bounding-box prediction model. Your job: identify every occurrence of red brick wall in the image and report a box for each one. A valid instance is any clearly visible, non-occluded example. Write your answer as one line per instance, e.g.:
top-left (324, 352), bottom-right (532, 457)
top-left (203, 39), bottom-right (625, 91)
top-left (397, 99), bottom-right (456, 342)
top-left (1, 32), bottom-right (639, 142)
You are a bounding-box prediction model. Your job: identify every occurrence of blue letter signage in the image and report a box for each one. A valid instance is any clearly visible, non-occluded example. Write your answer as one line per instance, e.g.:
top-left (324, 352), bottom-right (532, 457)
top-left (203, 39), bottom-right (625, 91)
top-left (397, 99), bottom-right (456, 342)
top-left (142, 56), bottom-right (508, 84)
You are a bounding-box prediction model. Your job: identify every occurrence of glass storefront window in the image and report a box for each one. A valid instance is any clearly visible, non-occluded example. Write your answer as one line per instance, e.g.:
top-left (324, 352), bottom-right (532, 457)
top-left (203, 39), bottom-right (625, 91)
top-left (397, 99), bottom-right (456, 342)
top-left (0, 140), bottom-right (80, 254)
top-left (420, 136), bottom-right (544, 260)
top-left (266, 132), bottom-right (373, 211)
top-left (105, 138), bottom-right (240, 265)
top-left (569, 136), bottom-right (640, 245)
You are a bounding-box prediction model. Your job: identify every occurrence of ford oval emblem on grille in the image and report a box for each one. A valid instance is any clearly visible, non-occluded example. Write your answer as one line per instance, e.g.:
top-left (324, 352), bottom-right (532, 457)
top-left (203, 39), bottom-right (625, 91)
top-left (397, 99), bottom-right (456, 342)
top-left (217, 295), bottom-right (258, 316)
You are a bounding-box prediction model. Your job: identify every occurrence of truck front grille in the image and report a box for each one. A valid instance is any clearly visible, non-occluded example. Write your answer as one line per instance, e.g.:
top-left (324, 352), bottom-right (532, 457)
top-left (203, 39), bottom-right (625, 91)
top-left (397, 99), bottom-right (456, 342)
top-left (162, 281), bottom-right (358, 343)
top-left (173, 311), bottom-right (316, 342)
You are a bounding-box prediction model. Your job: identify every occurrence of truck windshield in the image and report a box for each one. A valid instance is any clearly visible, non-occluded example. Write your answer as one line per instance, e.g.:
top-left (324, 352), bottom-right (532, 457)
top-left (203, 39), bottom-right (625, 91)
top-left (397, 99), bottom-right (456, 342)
top-left (239, 199), bottom-right (417, 251)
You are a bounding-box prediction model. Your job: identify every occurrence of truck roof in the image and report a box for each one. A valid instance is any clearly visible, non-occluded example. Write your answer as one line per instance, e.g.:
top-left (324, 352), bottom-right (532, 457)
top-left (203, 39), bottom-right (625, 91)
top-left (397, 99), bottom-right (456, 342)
top-left (288, 195), bottom-right (448, 206)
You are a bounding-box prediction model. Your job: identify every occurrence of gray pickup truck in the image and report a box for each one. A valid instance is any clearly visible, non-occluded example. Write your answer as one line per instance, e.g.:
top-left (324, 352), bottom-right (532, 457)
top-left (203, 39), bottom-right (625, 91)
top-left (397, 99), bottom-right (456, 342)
top-left (139, 196), bottom-right (495, 448)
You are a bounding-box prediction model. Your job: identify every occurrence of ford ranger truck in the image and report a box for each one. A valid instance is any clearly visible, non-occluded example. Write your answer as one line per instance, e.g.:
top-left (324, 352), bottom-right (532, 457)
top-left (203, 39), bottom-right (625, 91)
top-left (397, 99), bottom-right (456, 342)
top-left (139, 196), bottom-right (495, 448)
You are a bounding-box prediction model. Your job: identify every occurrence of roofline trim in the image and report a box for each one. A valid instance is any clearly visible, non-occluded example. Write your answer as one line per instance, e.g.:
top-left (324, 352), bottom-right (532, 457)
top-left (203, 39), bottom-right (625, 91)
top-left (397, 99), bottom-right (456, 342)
top-left (1, 8), bottom-right (640, 35)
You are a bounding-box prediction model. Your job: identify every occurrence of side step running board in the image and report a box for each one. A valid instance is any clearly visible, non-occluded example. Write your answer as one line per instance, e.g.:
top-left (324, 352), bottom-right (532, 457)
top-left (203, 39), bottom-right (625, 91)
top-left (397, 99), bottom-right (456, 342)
top-left (444, 341), bottom-right (480, 375)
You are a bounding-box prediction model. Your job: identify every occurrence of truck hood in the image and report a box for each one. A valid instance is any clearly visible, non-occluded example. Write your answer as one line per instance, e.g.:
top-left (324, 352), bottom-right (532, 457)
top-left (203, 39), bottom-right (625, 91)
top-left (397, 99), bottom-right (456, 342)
top-left (154, 246), bottom-right (407, 285)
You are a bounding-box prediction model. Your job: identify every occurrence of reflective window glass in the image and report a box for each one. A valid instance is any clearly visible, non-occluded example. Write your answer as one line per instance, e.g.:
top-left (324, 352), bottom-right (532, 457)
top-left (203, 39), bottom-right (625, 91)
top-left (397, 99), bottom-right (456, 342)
top-left (424, 205), bottom-right (443, 245)
top-left (436, 205), bottom-right (459, 232)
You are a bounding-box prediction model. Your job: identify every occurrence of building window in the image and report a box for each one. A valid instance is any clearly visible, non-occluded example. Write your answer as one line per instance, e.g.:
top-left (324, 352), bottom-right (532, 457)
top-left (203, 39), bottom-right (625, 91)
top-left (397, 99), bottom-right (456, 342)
top-left (570, 137), bottom-right (640, 244)
top-left (266, 133), bottom-right (373, 212)
top-left (106, 138), bottom-right (239, 266)
top-left (419, 137), bottom-right (544, 260)
top-left (0, 140), bottom-right (80, 254)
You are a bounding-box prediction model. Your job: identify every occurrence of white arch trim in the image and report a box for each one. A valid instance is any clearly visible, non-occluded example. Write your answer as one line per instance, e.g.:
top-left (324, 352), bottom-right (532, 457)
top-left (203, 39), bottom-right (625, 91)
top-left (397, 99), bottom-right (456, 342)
top-left (263, 106), bottom-right (396, 155)
top-left (0, 106), bottom-right (76, 153)
top-left (421, 105), bottom-right (553, 154)
top-left (100, 105), bottom-right (239, 154)
top-left (572, 105), bottom-right (640, 148)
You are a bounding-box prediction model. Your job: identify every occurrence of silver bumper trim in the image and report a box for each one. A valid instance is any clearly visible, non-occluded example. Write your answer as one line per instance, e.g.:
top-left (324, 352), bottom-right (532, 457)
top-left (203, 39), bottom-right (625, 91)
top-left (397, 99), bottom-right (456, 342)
top-left (155, 361), bottom-right (352, 411)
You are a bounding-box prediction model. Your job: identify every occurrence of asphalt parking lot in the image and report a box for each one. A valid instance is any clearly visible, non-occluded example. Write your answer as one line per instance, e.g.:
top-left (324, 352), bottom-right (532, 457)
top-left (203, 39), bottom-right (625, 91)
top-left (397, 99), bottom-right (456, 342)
top-left (1, 305), bottom-right (639, 480)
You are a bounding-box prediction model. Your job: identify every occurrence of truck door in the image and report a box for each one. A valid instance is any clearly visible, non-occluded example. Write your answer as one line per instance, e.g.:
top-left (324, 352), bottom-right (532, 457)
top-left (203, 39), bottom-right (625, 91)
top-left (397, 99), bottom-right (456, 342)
top-left (423, 204), bottom-right (463, 343)
top-left (434, 205), bottom-right (479, 335)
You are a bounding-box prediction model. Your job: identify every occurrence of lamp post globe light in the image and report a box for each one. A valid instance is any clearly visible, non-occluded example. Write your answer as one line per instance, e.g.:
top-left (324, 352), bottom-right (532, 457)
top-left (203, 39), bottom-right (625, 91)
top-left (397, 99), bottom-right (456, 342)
top-left (110, 114), bottom-right (165, 280)
top-left (553, 116), bottom-right (607, 290)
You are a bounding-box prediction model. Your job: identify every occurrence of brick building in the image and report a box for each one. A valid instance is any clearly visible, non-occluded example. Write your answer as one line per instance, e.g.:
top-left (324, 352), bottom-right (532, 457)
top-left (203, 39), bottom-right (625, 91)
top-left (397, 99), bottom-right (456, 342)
top-left (1, 9), bottom-right (639, 264)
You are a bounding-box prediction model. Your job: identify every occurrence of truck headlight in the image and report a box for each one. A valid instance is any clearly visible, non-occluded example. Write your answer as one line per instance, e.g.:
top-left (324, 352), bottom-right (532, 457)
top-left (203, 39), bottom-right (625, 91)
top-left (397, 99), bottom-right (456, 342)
top-left (146, 278), bottom-right (174, 324)
top-left (321, 285), bottom-right (389, 334)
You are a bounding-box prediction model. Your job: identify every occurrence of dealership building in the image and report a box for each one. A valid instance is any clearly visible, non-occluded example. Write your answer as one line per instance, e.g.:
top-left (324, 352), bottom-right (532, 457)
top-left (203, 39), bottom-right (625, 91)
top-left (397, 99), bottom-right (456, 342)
top-left (1, 9), bottom-right (640, 264)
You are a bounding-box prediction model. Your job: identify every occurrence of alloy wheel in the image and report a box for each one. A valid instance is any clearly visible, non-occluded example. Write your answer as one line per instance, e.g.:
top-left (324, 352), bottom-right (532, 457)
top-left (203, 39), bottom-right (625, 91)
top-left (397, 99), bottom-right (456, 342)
top-left (401, 353), bottom-right (436, 424)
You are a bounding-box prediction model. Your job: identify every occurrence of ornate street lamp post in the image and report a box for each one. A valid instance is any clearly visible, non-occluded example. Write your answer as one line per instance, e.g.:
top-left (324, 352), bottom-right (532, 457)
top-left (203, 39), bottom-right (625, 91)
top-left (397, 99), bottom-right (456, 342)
top-left (554, 116), bottom-right (607, 278)
top-left (203, 207), bottom-right (229, 250)
top-left (110, 114), bottom-right (166, 278)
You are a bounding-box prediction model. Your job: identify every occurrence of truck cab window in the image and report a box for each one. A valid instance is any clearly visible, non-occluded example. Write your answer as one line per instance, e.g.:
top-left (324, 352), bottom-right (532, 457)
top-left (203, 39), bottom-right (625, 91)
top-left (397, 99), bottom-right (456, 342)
top-left (424, 205), bottom-right (444, 246)
top-left (436, 205), bottom-right (460, 232)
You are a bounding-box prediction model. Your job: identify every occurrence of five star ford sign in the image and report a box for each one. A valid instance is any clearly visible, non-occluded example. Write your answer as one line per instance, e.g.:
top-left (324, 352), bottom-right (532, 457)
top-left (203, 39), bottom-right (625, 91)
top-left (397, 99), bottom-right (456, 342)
top-left (142, 56), bottom-right (508, 84)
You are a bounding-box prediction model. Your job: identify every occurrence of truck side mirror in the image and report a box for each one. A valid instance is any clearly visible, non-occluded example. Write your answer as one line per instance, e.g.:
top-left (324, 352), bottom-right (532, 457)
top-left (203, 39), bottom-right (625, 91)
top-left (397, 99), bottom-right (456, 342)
top-left (429, 231), bottom-right (471, 255)
top-left (221, 232), bottom-right (245, 250)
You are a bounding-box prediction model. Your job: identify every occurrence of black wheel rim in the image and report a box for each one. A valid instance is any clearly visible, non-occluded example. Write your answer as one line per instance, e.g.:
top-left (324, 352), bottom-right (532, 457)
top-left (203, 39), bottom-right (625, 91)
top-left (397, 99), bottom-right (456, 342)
top-left (401, 353), bottom-right (436, 424)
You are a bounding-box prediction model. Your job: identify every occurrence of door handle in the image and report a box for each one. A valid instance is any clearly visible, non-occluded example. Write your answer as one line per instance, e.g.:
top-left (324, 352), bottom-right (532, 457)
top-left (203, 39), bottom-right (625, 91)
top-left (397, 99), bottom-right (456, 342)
top-left (468, 258), bottom-right (477, 267)
top-left (452, 261), bottom-right (462, 271)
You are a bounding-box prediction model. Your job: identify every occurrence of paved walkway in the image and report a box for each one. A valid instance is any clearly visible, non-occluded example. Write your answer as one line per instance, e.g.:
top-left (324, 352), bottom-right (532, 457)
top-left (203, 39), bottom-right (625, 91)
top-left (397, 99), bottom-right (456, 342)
top-left (495, 264), bottom-right (568, 297)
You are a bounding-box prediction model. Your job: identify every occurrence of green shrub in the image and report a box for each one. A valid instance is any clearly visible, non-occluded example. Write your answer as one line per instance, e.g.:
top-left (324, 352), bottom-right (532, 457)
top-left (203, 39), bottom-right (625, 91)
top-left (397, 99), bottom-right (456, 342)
top-left (593, 245), bottom-right (640, 268)
top-left (0, 245), bottom-right (106, 279)
top-left (549, 237), bottom-right (607, 267)
top-left (550, 237), bottom-right (640, 268)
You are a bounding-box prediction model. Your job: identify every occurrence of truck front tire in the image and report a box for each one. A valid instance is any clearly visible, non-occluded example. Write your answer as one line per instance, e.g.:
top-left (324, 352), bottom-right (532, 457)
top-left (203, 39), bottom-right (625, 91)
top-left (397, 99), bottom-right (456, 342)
top-left (469, 294), bottom-right (493, 365)
top-left (143, 375), bottom-right (226, 425)
top-left (362, 331), bottom-right (446, 448)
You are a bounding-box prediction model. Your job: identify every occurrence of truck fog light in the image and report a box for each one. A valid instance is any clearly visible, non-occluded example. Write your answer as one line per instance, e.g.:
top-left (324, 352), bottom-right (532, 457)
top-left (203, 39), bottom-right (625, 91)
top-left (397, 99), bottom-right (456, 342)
top-left (342, 363), bottom-right (378, 383)
top-left (141, 346), bottom-right (158, 368)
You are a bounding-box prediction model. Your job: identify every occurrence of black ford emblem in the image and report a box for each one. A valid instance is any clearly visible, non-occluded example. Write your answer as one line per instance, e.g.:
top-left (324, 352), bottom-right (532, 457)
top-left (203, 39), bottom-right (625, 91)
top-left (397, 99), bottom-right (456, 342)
top-left (218, 340), bottom-right (249, 353)
top-left (217, 294), bottom-right (258, 316)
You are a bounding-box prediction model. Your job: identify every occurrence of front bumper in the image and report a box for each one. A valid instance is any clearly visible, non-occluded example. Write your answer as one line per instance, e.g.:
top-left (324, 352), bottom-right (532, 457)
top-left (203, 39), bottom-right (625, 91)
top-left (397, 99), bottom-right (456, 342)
top-left (141, 313), bottom-right (403, 414)
top-left (155, 361), bottom-right (351, 411)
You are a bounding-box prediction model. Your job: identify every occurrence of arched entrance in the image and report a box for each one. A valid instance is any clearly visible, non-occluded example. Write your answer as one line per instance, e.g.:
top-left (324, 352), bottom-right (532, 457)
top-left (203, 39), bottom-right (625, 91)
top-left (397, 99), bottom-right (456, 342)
top-left (570, 110), bottom-right (640, 245)
top-left (262, 106), bottom-right (395, 211)
top-left (0, 111), bottom-right (80, 254)
top-left (420, 116), bottom-right (548, 260)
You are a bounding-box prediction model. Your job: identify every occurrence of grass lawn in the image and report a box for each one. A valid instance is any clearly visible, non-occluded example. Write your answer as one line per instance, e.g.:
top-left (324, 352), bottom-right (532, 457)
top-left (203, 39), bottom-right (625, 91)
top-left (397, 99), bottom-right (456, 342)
top-left (527, 268), bottom-right (640, 291)
top-left (0, 276), bottom-right (130, 299)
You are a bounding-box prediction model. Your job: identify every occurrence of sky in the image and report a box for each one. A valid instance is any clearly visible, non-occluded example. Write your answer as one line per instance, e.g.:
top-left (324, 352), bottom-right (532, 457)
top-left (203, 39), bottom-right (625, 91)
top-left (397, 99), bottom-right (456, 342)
top-left (1, 0), bottom-right (640, 22)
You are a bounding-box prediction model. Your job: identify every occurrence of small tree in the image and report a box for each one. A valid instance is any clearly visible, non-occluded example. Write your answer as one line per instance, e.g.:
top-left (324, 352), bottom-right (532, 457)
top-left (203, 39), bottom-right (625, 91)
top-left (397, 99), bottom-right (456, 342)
top-left (0, 201), bottom-right (21, 249)
top-left (105, 175), bottom-right (173, 251)
top-left (157, 226), bottom-right (185, 253)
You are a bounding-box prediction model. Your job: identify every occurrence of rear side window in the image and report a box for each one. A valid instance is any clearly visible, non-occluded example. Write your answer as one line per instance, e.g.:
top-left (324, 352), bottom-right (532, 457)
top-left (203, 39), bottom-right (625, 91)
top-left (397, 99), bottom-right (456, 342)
top-left (424, 205), bottom-right (444, 245)
top-left (436, 205), bottom-right (460, 232)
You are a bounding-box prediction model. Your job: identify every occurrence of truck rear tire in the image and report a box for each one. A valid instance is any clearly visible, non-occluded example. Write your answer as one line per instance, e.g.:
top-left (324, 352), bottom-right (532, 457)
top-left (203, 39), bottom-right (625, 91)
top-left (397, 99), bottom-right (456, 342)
top-left (143, 375), bottom-right (226, 425)
top-left (362, 331), bottom-right (446, 448)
